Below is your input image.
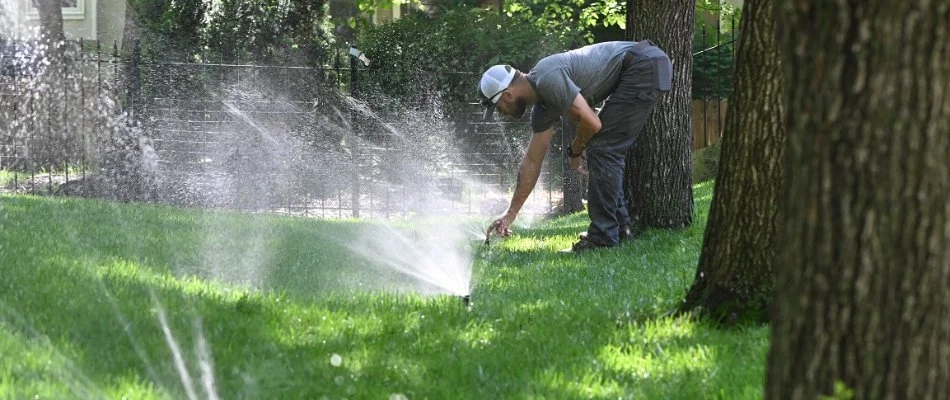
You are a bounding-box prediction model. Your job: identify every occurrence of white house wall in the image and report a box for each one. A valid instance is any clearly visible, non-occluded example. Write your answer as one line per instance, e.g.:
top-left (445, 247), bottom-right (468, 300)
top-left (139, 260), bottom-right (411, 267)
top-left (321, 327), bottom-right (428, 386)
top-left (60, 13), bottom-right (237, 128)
top-left (59, 0), bottom-right (97, 40)
top-left (96, 0), bottom-right (125, 47)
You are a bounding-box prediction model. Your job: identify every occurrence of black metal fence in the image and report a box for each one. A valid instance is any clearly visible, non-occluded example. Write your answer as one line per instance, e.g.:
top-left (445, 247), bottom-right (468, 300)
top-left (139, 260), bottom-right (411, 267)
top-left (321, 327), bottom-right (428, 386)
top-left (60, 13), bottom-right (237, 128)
top-left (0, 40), bottom-right (567, 219)
top-left (692, 12), bottom-right (738, 150)
top-left (1, 14), bottom-right (738, 219)
top-left (0, 40), bottom-right (125, 194)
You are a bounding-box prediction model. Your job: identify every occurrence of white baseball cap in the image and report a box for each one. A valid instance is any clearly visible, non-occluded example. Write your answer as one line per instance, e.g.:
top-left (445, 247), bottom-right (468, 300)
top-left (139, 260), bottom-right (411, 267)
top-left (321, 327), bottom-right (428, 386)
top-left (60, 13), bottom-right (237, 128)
top-left (479, 65), bottom-right (516, 119)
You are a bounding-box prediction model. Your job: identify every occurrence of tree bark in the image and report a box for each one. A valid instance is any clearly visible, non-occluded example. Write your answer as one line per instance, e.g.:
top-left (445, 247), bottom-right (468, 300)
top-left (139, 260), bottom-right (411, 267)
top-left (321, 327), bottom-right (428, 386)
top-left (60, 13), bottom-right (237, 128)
top-left (32, 0), bottom-right (65, 50)
top-left (678, 0), bottom-right (784, 323)
top-left (31, 0), bottom-right (67, 167)
top-left (767, 2), bottom-right (950, 399)
top-left (121, 0), bottom-right (141, 57)
top-left (561, 120), bottom-right (585, 214)
top-left (623, 0), bottom-right (694, 235)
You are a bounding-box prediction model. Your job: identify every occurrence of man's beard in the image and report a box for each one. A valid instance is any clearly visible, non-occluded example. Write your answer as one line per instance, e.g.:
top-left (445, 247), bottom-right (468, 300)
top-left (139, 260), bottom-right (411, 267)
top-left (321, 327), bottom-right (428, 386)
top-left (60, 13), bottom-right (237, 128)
top-left (512, 97), bottom-right (527, 119)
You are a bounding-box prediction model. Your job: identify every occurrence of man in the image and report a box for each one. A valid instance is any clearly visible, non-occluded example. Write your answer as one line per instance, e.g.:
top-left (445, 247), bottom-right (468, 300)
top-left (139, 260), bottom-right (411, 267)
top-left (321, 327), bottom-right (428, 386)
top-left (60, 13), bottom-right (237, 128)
top-left (481, 40), bottom-right (672, 252)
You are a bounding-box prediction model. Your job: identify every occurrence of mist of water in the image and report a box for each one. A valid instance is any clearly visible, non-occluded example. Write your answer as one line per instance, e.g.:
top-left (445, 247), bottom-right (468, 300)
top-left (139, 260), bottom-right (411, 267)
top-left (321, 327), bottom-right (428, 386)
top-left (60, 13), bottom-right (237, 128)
top-left (197, 85), bottom-right (489, 296)
top-left (0, 2), bottom-right (558, 395)
top-left (0, 0), bottom-right (30, 39)
top-left (341, 220), bottom-right (477, 296)
top-left (1, 0), bottom-right (161, 202)
top-left (153, 290), bottom-right (220, 400)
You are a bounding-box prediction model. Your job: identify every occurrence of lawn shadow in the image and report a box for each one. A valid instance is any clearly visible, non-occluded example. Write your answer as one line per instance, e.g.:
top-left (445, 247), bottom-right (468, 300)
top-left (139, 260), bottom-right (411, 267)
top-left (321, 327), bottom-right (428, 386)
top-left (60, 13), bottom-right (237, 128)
top-left (0, 196), bottom-right (465, 301)
top-left (1, 189), bottom-right (763, 398)
top-left (0, 252), bottom-right (284, 398)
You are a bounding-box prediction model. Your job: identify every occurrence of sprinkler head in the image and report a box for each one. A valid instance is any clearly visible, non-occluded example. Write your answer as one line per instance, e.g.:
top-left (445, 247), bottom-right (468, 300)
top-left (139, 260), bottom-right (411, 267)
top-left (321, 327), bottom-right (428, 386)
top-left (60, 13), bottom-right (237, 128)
top-left (461, 294), bottom-right (471, 307)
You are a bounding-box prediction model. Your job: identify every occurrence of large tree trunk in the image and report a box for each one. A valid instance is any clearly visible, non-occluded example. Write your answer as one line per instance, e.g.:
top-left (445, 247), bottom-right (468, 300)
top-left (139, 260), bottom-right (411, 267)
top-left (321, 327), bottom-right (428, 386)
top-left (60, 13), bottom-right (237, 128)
top-left (767, 2), bottom-right (950, 399)
top-left (678, 0), bottom-right (784, 323)
top-left (623, 0), bottom-right (694, 235)
top-left (31, 0), bottom-right (67, 168)
top-left (560, 121), bottom-right (585, 214)
top-left (121, 0), bottom-right (141, 56)
top-left (32, 0), bottom-right (65, 49)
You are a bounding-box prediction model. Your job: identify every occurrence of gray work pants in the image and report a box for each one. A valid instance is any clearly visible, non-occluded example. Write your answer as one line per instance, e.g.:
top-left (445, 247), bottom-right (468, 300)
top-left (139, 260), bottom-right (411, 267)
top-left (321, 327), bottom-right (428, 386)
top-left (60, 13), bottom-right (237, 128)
top-left (584, 54), bottom-right (666, 246)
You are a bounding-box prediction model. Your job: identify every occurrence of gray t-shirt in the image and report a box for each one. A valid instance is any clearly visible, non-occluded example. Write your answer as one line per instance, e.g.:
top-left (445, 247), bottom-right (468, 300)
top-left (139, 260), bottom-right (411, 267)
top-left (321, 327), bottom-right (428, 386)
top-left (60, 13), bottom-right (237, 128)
top-left (528, 41), bottom-right (664, 133)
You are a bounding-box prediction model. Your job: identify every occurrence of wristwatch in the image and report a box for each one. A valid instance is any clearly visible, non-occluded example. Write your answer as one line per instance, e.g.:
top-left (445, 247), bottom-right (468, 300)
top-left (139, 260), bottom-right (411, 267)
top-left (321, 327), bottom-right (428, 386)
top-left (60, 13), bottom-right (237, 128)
top-left (568, 146), bottom-right (585, 158)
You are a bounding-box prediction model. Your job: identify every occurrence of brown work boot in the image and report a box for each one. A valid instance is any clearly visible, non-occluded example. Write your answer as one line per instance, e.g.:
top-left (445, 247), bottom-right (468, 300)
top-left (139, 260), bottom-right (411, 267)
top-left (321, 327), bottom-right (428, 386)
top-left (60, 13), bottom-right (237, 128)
top-left (568, 237), bottom-right (613, 253)
top-left (577, 225), bottom-right (633, 243)
top-left (619, 224), bottom-right (633, 242)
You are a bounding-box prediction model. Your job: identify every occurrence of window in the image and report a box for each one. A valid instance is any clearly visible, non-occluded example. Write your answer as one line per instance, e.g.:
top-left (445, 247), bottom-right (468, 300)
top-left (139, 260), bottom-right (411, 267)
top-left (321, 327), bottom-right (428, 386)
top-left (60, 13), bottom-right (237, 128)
top-left (60, 0), bottom-right (83, 19)
top-left (23, 0), bottom-right (85, 20)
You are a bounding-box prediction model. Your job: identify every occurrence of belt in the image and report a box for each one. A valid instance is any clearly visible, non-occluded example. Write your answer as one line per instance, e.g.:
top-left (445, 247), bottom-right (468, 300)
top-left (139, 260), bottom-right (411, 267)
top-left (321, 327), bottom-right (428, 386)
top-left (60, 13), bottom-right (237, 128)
top-left (619, 40), bottom-right (673, 91)
top-left (630, 40), bottom-right (656, 54)
top-left (622, 40), bottom-right (656, 67)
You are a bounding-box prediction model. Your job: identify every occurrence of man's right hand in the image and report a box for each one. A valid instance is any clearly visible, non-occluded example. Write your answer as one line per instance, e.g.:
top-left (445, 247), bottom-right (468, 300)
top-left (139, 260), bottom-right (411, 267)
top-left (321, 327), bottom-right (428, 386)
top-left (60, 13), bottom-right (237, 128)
top-left (486, 213), bottom-right (515, 238)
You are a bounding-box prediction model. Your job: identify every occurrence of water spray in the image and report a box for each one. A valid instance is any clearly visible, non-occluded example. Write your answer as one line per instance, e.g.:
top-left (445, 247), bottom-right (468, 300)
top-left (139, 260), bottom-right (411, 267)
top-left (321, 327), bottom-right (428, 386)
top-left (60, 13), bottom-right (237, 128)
top-left (460, 228), bottom-right (497, 308)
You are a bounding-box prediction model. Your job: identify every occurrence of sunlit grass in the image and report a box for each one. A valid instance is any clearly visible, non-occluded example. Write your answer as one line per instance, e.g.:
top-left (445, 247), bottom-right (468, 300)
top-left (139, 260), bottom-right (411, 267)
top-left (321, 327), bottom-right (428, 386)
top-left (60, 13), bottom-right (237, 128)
top-left (0, 169), bottom-right (15, 187)
top-left (0, 181), bottom-right (768, 399)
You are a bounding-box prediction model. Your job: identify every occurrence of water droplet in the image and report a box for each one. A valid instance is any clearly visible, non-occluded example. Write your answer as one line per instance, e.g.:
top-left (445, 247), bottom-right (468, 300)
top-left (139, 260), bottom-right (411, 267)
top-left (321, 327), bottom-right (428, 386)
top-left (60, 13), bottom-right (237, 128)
top-left (330, 353), bottom-right (342, 367)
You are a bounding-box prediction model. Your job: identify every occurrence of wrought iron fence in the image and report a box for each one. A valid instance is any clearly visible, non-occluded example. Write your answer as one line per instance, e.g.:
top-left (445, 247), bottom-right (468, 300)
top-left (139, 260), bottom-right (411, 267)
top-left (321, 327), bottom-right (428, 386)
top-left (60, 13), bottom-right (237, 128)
top-left (692, 12), bottom-right (738, 150)
top-left (0, 40), bottom-right (567, 219)
top-left (1, 17), bottom-right (738, 219)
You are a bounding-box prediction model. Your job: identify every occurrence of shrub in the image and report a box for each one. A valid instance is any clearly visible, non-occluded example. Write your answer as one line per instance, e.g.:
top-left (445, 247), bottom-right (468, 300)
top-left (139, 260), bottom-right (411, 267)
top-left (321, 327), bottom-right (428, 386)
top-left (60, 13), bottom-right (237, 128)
top-left (356, 6), bottom-right (571, 107)
top-left (126, 0), bottom-right (208, 60)
top-left (205, 0), bottom-right (335, 65)
top-left (692, 138), bottom-right (721, 183)
top-left (128, 0), bottom-right (334, 65)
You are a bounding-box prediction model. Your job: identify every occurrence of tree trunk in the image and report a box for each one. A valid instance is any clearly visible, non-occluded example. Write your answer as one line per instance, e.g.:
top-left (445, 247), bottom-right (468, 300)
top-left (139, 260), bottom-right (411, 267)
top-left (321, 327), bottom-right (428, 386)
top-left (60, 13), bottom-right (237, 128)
top-left (678, 0), bottom-right (784, 323)
top-left (120, 1), bottom-right (143, 116)
top-left (561, 121), bottom-right (585, 214)
top-left (767, 2), bottom-right (950, 399)
top-left (31, 0), bottom-right (67, 168)
top-left (623, 0), bottom-right (694, 235)
top-left (32, 0), bottom-right (65, 50)
top-left (121, 0), bottom-right (141, 57)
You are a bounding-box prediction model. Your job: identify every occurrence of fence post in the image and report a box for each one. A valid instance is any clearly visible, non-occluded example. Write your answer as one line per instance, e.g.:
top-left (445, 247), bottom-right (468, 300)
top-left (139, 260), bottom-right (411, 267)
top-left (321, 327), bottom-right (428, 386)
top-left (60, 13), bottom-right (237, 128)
top-left (715, 16), bottom-right (723, 141)
top-left (8, 38), bottom-right (19, 187)
top-left (128, 39), bottom-right (141, 121)
top-left (701, 25), bottom-right (708, 149)
top-left (111, 41), bottom-right (118, 184)
top-left (79, 37), bottom-right (86, 186)
top-left (349, 46), bottom-right (361, 218)
top-left (63, 39), bottom-right (72, 194)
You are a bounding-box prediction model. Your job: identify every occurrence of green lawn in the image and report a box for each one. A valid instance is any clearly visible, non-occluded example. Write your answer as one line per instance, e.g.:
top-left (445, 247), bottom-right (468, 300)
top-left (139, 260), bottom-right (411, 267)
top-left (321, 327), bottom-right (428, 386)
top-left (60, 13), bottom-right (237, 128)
top-left (0, 169), bottom-right (15, 187)
top-left (0, 182), bottom-right (768, 399)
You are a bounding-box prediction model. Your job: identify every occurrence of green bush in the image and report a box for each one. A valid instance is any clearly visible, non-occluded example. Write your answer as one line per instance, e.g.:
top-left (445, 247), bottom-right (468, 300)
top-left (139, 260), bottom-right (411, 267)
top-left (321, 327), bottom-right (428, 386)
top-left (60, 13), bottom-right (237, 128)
top-left (127, 0), bottom-right (208, 60)
top-left (128, 0), bottom-right (334, 65)
top-left (503, 0), bottom-right (626, 45)
top-left (205, 0), bottom-right (334, 65)
top-left (356, 6), bottom-right (571, 107)
top-left (692, 138), bottom-right (721, 183)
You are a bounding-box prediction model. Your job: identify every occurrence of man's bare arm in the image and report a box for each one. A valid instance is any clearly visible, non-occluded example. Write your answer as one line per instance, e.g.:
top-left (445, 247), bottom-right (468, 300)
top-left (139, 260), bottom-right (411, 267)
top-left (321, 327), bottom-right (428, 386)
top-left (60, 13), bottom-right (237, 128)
top-left (506, 127), bottom-right (554, 218)
top-left (567, 93), bottom-right (603, 154)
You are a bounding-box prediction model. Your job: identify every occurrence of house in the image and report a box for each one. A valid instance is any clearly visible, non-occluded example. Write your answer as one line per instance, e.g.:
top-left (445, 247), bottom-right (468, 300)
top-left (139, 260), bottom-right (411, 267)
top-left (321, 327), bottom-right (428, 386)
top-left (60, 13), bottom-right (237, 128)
top-left (4, 0), bottom-right (126, 45)
top-left (7, 0), bottom-right (742, 47)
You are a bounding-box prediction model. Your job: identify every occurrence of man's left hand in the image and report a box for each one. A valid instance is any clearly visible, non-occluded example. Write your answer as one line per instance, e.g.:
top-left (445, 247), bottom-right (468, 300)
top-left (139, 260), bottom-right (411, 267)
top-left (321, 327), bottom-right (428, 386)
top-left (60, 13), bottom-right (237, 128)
top-left (569, 150), bottom-right (588, 175)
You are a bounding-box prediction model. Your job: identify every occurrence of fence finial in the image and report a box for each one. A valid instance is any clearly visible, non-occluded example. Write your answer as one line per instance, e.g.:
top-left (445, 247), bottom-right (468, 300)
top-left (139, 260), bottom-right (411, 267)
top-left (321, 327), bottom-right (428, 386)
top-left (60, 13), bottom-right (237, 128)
top-left (348, 46), bottom-right (370, 67)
